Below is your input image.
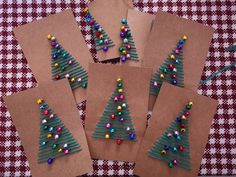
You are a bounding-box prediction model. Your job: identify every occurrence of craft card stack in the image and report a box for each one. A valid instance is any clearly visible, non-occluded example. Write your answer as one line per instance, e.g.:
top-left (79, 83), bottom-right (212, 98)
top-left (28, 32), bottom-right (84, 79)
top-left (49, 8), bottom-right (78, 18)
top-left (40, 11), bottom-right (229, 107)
top-left (3, 1), bottom-right (220, 176)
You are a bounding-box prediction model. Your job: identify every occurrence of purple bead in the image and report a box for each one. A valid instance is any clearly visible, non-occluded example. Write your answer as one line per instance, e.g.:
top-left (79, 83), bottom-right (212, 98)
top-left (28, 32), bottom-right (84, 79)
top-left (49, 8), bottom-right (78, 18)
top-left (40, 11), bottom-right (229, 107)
top-left (51, 41), bottom-right (56, 46)
top-left (47, 158), bottom-right (53, 165)
top-left (55, 43), bottom-right (60, 49)
top-left (129, 133), bottom-right (135, 140)
top-left (178, 45), bottom-right (183, 49)
top-left (103, 46), bottom-right (108, 52)
top-left (52, 53), bottom-right (57, 59)
top-left (119, 117), bottom-right (125, 122)
top-left (185, 111), bottom-right (190, 116)
top-left (176, 116), bottom-right (181, 122)
top-left (94, 24), bottom-right (100, 30)
top-left (120, 32), bottom-right (125, 38)
top-left (104, 39), bottom-right (109, 44)
top-left (121, 56), bottom-right (126, 62)
top-left (172, 80), bottom-right (177, 85)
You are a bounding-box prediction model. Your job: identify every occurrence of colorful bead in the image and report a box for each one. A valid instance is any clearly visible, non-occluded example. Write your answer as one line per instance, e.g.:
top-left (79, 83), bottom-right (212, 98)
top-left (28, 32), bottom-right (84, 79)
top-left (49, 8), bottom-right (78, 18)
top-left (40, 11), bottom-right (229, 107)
top-left (52, 53), bottom-right (57, 59)
top-left (77, 78), bottom-right (82, 82)
top-left (104, 39), bottom-right (109, 44)
top-left (99, 35), bottom-right (104, 39)
top-left (181, 123), bottom-right (185, 128)
top-left (114, 96), bottom-right (118, 102)
top-left (121, 56), bottom-right (126, 62)
top-left (179, 145), bottom-right (184, 151)
top-left (126, 127), bottom-right (131, 132)
top-left (117, 82), bottom-right (122, 88)
top-left (153, 81), bottom-right (158, 87)
top-left (65, 74), bottom-right (70, 78)
top-left (63, 144), bottom-right (68, 148)
top-left (37, 98), bottom-right (43, 104)
top-left (173, 159), bottom-right (178, 165)
top-left (55, 75), bottom-right (60, 80)
top-left (162, 68), bottom-right (168, 74)
top-left (123, 38), bottom-right (128, 43)
top-left (117, 78), bottom-right (122, 82)
top-left (183, 35), bottom-right (187, 40)
top-left (60, 66), bottom-right (65, 71)
top-left (173, 68), bottom-right (177, 72)
top-left (169, 64), bottom-right (174, 69)
top-left (126, 44), bottom-right (131, 50)
top-left (119, 95), bottom-right (125, 100)
top-left (172, 80), bottom-right (177, 85)
top-left (117, 111), bottom-right (122, 116)
top-left (103, 46), bottom-right (108, 52)
top-left (189, 101), bottom-right (193, 106)
top-left (49, 114), bottom-right (54, 119)
top-left (54, 63), bottom-right (59, 67)
top-left (176, 135), bottom-right (181, 140)
top-left (64, 149), bottom-right (70, 154)
top-left (43, 125), bottom-right (48, 130)
top-left (40, 105), bottom-right (46, 110)
top-left (175, 59), bottom-right (180, 64)
top-left (47, 133), bottom-right (52, 139)
top-left (168, 162), bottom-right (174, 168)
top-left (126, 53), bottom-right (131, 59)
top-left (47, 158), bottom-right (53, 165)
top-left (122, 103), bottom-right (127, 109)
top-left (174, 131), bottom-right (179, 136)
top-left (129, 133), bottom-right (135, 140)
top-left (52, 144), bottom-right (57, 149)
top-left (48, 127), bottom-right (54, 132)
top-left (119, 117), bottom-right (125, 122)
top-left (180, 128), bottom-right (186, 133)
top-left (56, 127), bottom-right (62, 132)
top-left (185, 111), bottom-right (190, 116)
top-left (120, 32), bottom-right (125, 38)
top-left (110, 114), bottom-right (115, 119)
top-left (117, 106), bottom-right (122, 111)
top-left (51, 41), bottom-right (56, 47)
top-left (181, 115), bottom-right (186, 120)
top-left (164, 145), bottom-right (170, 150)
top-left (116, 139), bottom-right (122, 145)
top-left (122, 50), bottom-right (127, 55)
top-left (105, 134), bottom-right (110, 139)
top-left (70, 77), bottom-right (76, 82)
top-left (121, 25), bottom-right (125, 30)
top-left (161, 150), bottom-right (167, 155)
top-left (54, 134), bottom-right (60, 140)
top-left (118, 89), bottom-right (123, 93)
top-left (68, 60), bottom-right (73, 65)
top-left (172, 74), bottom-right (177, 79)
top-left (41, 141), bottom-right (47, 146)
top-left (58, 148), bottom-right (63, 152)
top-left (167, 133), bottom-right (172, 137)
top-left (82, 82), bottom-right (87, 88)
top-left (47, 34), bottom-right (52, 40)
top-left (172, 147), bottom-right (177, 152)
top-left (175, 49), bottom-right (179, 54)
top-left (170, 54), bottom-right (175, 59)
top-left (160, 74), bottom-right (164, 79)
top-left (62, 53), bottom-right (67, 59)
top-left (99, 40), bottom-right (104, 45)
top-left (121, 19), bottom-right (127, 24)
top-left (110, 128), bottom-right (115, 133)
top-left (43, 110), bottom-right (49, 115)
top-left (51, 36), bottom-right (55, 41)
top-left (176, 116), bottom-right (181, 122)
top-left (106, 123), bottom-right (111, 129)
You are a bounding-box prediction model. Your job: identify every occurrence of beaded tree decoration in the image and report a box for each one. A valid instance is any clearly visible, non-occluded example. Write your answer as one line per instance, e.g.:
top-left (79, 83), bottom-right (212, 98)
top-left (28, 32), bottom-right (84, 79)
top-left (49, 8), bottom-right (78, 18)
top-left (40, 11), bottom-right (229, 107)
top-left (84, 7), bottom-right (115, 52)
top-left (37, 98), bottom-right (82, 165)
top-left (119, 19), bottom-right (139, 62)
top-left (48, 35), bottom-right (88, 90)
top-left (150, 36), bottom-right (187, 96)
top-left (148, 101), bottom-right (193, 170)
top-left (92, 78), bottom-right (137, 145)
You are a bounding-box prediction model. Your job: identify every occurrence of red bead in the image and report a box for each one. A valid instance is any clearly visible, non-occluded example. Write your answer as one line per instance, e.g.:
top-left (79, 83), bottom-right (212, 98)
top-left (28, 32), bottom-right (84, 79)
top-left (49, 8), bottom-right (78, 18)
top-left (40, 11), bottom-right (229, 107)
top-left (169, 64), bottom-right (174, 69)
top-left (116, 139), bottom-right (122, 145)
top-left (178, 145), bottom-right (184, 151)
top-left (110, 114), bottom-right (115, 119)
top-left (55, 75), bottom-right (60, 80)
top-left (172, 74), bottom-right (177, 79)
top-left (44, 110), bottom-right (49, 115)
top-left (126, 44), bottom-right (131, 50)
top-left (185, 111), bottom-right (190, 116)
top-left (181, 123), bottom-right (185, 128)
top-left (96, 32), bottom-right (100, 37)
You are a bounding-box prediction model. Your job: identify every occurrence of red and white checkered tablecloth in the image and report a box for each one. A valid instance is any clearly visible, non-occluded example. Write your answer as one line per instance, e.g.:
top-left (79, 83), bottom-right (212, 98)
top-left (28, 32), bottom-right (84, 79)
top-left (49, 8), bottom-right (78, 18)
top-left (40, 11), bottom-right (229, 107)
top-left (0, 0), bottom-right (235, 176)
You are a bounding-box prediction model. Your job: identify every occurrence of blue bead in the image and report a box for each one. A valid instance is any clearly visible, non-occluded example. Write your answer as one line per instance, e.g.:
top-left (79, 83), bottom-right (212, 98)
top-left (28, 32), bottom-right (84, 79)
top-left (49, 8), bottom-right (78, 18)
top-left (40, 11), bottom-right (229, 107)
top-left (41, 141), bottom-right (47, 146)
top-left (94, 24), bottom-right (100, 30)
top-left (103, 46), bottom-right (108, 52)
top-left (110, 128), bottom-right (115, 133)
top-left (86, 16), bottom-right (91, 23)
top-left (164, 145), bottom-right (170, 150)
top-left (62, 53), bottom-right (67, 59)
top-left (99, 40), bottom-right (104, 45)
top-left (176, 116), bottom-right (181, 122)
top-left (119, 117), bottom-right (125, 122)
top-left (176, 136), bottom-right (181, 140)
top-left (173, 147), bottom-right (177, 152)
top-left (121, 19), bottom-right (127, 24)
top-left (47, 158), bottom-right (53, 165)
top-left (49, 127), bottom-right (54, 132)
top-left (129, 133), bottom-right (135, 140)
top-left (52, 53), bottom-right (57, 59)
top-left (121, 56), bottom-right (126, 62)
top-left (172, 80), bottom-right (177, 85)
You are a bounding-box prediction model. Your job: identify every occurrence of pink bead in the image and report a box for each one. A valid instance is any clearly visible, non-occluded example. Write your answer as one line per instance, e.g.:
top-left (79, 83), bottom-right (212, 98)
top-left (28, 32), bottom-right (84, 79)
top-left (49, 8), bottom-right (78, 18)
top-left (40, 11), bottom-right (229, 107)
top-left (124, 28), bottom-right (129, 32)
top-left (56, 127), bottom-right (62, 132)
top-left (175, 49), bottom-right (179, 54)
top-left (51, 41), bottom-right (56, 46)
top-left (64, 149), bottom-right (70, 154)
top-left (68, 60), bottom-right (73, 65)
top-left (119, 95), bottom-right (125, 100)
top-left (185, 111), bottom-right (190, 116)
top-left (114, 96), bottom-right (118, 102)
top-left (173, 159), bottom-right (178, 165)
top-left (172, 74), bottom-right (177, 79)
top-left (154, 81), bottom-right (158, 87)
top-left (106, 123), bottom-right (111, 129)
top-left (89, 19), bottom-right (94, 25)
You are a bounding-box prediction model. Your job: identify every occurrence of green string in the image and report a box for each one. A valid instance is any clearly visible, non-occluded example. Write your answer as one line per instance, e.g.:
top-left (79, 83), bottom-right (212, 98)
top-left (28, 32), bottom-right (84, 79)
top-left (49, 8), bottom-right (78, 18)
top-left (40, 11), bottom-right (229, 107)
top-left (199, 62), bottom-right (236, 86)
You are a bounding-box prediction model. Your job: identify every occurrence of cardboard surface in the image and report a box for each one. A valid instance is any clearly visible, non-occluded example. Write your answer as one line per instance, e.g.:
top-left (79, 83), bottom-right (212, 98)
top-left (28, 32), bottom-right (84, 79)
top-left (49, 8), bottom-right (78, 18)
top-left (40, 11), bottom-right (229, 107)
top-left (134, 83), bottom-right (218, 177)
top-left (13, 9), bottom-right (93, 103)
top-left (124, 9), bottom-right (155, 67)
top-left (4, 80), bottom-right (93, 177)
top-left (142, 11), bottom-right (214, 110)
top-left (88, 0), bottom-right (133, 61)
top-left (85, 63), bottom-right (152, 162)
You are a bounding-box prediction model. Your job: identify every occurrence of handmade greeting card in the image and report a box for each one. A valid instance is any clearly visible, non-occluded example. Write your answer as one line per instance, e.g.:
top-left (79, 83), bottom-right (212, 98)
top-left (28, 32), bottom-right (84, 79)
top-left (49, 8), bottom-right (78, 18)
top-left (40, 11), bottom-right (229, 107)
top-left (85, 63), bottom-right (152, 162)
top-left (4, 80), bottom-right (93, 177)
top-left (134, 83), bottom-right (218, 177)
top-left (124, 9), bottom-right (155, 67)
top-left (87, 0), bottom-right (134, 61)
top-left (142, 11), bottom-right (214, 110)
top-left (13, 9), bottom-right (93, 103)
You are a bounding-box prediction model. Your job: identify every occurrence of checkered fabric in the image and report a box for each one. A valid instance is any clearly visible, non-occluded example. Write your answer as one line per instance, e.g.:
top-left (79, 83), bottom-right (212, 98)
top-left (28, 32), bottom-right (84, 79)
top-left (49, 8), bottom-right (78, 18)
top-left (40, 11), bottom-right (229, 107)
top-left (0, 0), bottom-right (235, 176)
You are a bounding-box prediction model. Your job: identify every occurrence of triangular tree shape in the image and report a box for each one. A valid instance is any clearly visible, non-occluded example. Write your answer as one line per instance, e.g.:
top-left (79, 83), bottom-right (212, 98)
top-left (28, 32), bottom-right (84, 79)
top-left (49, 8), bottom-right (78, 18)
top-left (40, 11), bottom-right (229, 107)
top-left (37, 98), bottom-right (82, 165)
top-left (119, 19), bottom-right (139, 62)
top-left (147, 101), bottom-right (193, 170)
top-left (92, 78), bottom-right (137, 145)
top-left (84, 8), bottom-right (115, 52)
top-left (150, 36), bottom-right (187, 96)
top-left (48, 35), bottom-right (88, 90)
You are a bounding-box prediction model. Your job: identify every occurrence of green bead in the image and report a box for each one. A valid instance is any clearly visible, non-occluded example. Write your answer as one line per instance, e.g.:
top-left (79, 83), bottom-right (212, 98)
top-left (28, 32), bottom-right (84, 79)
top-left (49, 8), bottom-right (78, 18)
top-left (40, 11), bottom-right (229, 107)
top-left (41, 141), bottom-right (47, 146)
top-left (82, 82), bottom-right (87, 89)
top-left (186, 104), bottom-right (191, 110)
top-left (127, 31), bottom-right (131, 37)
top-left (110, 128), bottom-right (115, 133)
top-left (162, 68), bottom-right (168, 74)
top-left (117, 82), bottom-right (122, 88)
top-left (52, 144), bottom-right (57, 149)
top-left (168, 162), bottom-right (174, 168)
top-left (62, 53), bottom-right (67, 59)
top-left (121, 19), bottom-right (127, 24)
top-left (119, 47), bottom-right (124, 52)
top-left (60, 66), bottom-right (65, 71)
top-left (49, 127), bottom-right (54, 132)
top-left (117, 111), bottom-right (122, 116)
top-left (57, 49), bottom-right (61, 54)
top-left (43, 125), bottom-right (48, 130)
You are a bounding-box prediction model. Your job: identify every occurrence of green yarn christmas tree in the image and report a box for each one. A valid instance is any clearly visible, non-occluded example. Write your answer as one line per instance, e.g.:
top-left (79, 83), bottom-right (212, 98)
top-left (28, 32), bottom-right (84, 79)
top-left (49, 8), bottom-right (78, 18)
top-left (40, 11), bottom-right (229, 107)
top-left (37, 98), bottom-right (82, 165)
top-left (48, 34), bottom-right (88, 90)
top-left (119, 19), bottom-right (139, 62)
top-left (150, 36), bottom-right (187, 96)
top-left (92, 78), bottom-right (137, 145)
top-left (148, 101), bottom-right (193, 170)
top-left (84, 8), bottom-right (114, 52)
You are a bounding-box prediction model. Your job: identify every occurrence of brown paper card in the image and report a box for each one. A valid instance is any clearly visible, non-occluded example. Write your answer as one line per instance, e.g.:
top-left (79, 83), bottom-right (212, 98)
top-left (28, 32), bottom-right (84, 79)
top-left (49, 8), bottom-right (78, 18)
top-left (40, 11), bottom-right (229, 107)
top-left (13, 9), bottom-right (93, 103)
top-left (143, 11), bottom-right (214, 110)
top-left (134, 83), bottom-right (218, 177)
top-left (124, 9), bottom-right (155, 67)
top-left (88, 0), bottom-right (133, 61)
top-left (85, 63), bottom-right (152, 162)
top-left (4, 80), bottom-right (93, 177)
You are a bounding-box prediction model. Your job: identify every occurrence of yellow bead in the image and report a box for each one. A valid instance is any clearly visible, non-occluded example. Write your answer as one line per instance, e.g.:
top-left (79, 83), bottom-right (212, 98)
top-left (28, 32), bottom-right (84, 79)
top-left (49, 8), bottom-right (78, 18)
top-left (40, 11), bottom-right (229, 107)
top-left (54, 63), bottom-right (59, 67)
top-left (183, 35), bottom-right (187, 40)
top-left (37, 98), bottom-right (43, 104)
top-left (181, 128), bottom-right (186, 133)
top-left (58, 148), bottom-right (63, 152)
top-left (117, 78), bottom-right (122, 82)
top-left (118, 89), bottom-right (123, 93)
top-left (160, 74), bottom-right (164, 79)
top-left (117, 106), bottom-right (122, 111)
top-left (105, 134), bottom-right (110, 139)
top-left (70, 77), bottom-right (76, 82)
top-left (47, 34), bottom-right (52, 40)
top-left (122, 50), bottom-right (127, 55)
top-left (161, 150), bottom-right (166, 155)
top-left (99, 35), bottom-right (104, 39)
top-left (47, 133), bottom-right (52, 139)
top-left (182, 115), bottom-right (186, 120)
top-left (189, 101), bottom-right (193, 106)
top-left (121, 25), bottom-right (125, 30)
top-left (170, 54), bottom-right (175, 59)
top-left (50, 36), bottom-right (55, 41)
top-left (84, 7), bottom-right (89, 13)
